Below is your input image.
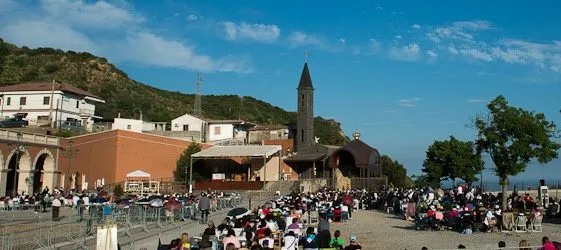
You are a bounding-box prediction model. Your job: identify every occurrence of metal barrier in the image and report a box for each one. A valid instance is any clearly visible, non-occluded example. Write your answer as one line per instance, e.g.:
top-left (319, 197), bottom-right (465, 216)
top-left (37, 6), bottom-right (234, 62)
top-left (0, 196), bottom-right (243, 249)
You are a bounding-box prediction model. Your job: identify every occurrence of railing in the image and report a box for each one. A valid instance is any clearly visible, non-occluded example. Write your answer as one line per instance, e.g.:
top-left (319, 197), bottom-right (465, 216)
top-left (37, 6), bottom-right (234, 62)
top-left (0, 129), bottom-right (60, 146)
top-left (194, 181), bottom-right (264, 191)
top-left (0, 196), bottom-right (243, 249)
top-left (79, 109), bottom-right (95, 116)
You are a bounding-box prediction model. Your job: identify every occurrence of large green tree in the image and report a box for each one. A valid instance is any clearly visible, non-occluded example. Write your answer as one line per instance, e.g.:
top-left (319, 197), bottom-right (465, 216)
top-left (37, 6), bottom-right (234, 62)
top-left (422, 136), bottom-right (484, 185)
top-left (474, 95), bottom-right (560, 209)
top-left (380, 155), bottom-right (412, 188)
top-left (174, 143), bottom-right (202, 182)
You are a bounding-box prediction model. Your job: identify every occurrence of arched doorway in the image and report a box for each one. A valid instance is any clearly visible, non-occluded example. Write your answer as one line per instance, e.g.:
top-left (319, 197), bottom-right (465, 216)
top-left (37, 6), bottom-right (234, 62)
top-left (75, 172), bottom-right (82, 191)
top-left (328, 149), bottom-right (357, 190)
top-left (5, 154), bottom-right (18, 196)
top-left (32, 150), bottom-right (56, 194)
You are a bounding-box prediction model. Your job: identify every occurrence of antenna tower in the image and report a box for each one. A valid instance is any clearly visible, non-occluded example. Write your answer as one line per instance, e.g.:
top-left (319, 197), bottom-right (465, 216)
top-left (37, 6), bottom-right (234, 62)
top-left (194, 73), bottom-right (203, 117)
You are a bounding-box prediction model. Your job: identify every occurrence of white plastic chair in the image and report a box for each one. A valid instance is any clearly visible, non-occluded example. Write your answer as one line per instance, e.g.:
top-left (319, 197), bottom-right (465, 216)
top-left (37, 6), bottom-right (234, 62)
top-left (531, 215), bottom-right (543, 232)
top-left (514, 215), bottom-right (527, 232)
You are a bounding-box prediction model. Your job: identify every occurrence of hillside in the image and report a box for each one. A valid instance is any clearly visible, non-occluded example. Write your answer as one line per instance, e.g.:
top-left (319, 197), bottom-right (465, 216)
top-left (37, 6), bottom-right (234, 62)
top-left (0, 38), bottom-right (349, 145)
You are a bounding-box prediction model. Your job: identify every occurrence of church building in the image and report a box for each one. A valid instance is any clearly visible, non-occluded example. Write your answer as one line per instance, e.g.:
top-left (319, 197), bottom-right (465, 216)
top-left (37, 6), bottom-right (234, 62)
top-left (285, 61), bottom-right (386, 191)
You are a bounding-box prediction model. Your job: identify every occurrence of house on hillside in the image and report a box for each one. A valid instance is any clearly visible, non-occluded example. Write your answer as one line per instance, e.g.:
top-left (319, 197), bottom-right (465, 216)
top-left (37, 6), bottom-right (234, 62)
top-left (248, 124), bottom-right (289, 144)
top-left (0, 81), bottom-right (105, 131)
top-left (111, 117), bottom-right (167, 133)
top-left (171, 113), bottom-right (254, 144)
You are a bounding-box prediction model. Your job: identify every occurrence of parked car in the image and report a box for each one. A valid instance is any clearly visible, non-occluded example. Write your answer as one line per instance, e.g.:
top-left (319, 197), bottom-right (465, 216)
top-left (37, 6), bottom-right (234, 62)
top-left (62, 121), bottom-right (83, 131)
top-left (0, 118), bottom-right (29, 128)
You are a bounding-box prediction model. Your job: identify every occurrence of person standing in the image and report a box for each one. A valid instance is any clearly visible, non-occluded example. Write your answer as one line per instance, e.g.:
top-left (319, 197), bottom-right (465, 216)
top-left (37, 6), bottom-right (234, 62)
top-left (51, 194), bottom-right (61, 221)
top-left (198, 192), bottom-right (211, 223)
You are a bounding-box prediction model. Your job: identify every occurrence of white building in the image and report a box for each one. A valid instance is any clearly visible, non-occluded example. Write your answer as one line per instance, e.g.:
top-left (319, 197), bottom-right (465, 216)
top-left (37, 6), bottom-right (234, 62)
top-left (0, 81), bottom-right (105, 131)
top-left (170, 113), bottom-right (253, 143)
top-left (112, 117), bottom-right (167, 133)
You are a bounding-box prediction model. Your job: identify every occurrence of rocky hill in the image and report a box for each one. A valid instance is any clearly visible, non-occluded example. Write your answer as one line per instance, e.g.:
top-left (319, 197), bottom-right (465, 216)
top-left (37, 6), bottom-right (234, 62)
top-left (0, 38), bottom-right (349, 145)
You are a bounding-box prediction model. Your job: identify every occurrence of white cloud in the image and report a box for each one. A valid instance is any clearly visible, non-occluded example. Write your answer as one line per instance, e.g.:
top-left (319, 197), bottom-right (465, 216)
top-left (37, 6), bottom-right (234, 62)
top-left (223, 21), bottom-right (280, 43)
top-left (466, 99), bottom-right (488, 103)
top-left (428, 20), bottom-right (492, 44)
top-left (0, 0), bottom-right (251, 74)
top-left (288, 31), bottom-right (323, 47)
top-left (338, 38), bottom-right (346, 45)
top-left (448, 45), bottom-right (459, 55)
top-left (388, 43), bottom-right (421, 61)
top-left (395, 35), bottom-right (402, 40)
top-left (40, 0), bottom-right (142, 30)
top-left (187, 14), bottom-right (198, 21)
top-left (369, 39), bottom-right (382, 50)
top-left (398, 97), bottom-right (421, 107)
top-left (0, 20), bottom-right (95, 52)
top-left (459, 48), bottom-right (493, 62)
top-left (411, 24), bottom-right (421, 29)
top-left (116, 32), bottom-right (252, 73)
top-left (427, 50), bottom-right (438, 58)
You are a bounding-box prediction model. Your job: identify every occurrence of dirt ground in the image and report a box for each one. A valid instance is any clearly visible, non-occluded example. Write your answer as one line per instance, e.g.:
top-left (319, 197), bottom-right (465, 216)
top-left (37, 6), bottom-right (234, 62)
top-left (330, 210), bottom-right (561, 250)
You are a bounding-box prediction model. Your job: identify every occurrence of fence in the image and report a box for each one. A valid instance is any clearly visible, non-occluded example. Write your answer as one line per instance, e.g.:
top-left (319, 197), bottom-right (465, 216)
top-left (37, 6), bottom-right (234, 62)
top-left (0, 196), bottom-right (243, 249)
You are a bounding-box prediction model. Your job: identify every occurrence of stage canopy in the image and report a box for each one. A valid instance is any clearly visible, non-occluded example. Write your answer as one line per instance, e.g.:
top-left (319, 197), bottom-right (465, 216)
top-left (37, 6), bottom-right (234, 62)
top-left (126, 170), bottom-right (151, 178)
top-left (191, 145), bottom-right (282, 159)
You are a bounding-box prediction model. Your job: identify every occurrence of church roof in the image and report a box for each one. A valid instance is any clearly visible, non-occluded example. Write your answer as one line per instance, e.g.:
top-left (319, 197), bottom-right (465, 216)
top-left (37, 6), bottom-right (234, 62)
top-left (298, 63), bottom-right (314, 89)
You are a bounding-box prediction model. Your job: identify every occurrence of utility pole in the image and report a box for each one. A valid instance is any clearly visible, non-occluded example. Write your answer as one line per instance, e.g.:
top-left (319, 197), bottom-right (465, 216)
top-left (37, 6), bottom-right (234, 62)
top-left (62, 140), bottom-right (80, 192)
top-left (48, 79), bottom-right (56, 128)
top-left (194, 73), bottom-right (203, 118)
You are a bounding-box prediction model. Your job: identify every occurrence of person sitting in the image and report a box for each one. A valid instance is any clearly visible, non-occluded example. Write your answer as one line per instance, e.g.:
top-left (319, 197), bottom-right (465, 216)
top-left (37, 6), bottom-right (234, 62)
top-left (287, 218), bottom-right (300, 230)
top-left (258, 228), bottom-right (274, 250)
top-left (283, 230), bottom-right (298, 250)
top-left (343, 235), bottom-right (362, 250)
top-left (497, 241), bottom-right (506, 249)
top-left (225, 243), bottom-right (237, 250)
top-left (333, 206), bottom-right (343, 222)
top-left (198, 234), bottom-right (213, 250)
top-left (541, 236), bottom-right (556, 250)
top-left (203, 220), bottom-right (216, 237)
top-left (329, 230), bottom-right (345, 250)
top-left (223, 229), bottom-right (241, 249)
top-left (299, 227), bottom-right (319, 250)
top-left (180, 233), bottom-right (191, 250)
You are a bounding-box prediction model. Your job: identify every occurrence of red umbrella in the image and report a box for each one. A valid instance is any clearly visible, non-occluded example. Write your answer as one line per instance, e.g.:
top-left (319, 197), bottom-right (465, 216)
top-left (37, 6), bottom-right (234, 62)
top-left (164, 199), bottom-right (182, 211)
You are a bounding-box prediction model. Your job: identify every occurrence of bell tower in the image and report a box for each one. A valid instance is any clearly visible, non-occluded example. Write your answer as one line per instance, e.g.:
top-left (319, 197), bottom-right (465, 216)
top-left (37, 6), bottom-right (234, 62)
top-left (295, 59), bottom-right (314, 152)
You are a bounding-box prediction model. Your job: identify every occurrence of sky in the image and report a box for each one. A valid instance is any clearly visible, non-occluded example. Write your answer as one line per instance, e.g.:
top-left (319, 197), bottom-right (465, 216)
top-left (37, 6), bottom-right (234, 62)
top-left (1, 0), bottom-right (561, 183)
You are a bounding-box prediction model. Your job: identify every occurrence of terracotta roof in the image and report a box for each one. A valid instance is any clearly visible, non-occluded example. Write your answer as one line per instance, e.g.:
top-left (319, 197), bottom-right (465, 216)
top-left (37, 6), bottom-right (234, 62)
top-left (0, 81), bottom-right (103, 100)
top-left (249, 124), bottom-right (288, 131)
top-left (298, 63), bottom-right (313, 89)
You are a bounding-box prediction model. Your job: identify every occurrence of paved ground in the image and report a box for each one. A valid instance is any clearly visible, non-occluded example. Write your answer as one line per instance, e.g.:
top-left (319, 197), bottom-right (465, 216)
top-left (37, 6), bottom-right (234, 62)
top-left (330, 210), bottom-right (561, 250)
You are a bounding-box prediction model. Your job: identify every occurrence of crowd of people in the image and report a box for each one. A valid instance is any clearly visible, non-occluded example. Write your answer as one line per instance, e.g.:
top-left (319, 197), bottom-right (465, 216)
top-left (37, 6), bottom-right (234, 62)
top-left (373, 185), bottom-right (560, 233)
top-left (163, 188), bottom-right (365, 250)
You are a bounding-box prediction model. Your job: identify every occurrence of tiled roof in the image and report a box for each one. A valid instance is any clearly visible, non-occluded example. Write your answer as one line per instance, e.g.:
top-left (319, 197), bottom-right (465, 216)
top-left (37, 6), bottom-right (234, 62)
top-left (249, 124), bottom-right (288, 131)
top-left (0, 81), bottom-right (103, 100)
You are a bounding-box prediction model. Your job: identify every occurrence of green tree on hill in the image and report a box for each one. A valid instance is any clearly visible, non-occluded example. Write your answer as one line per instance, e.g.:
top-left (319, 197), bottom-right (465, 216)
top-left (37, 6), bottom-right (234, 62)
top-left (380, 155), bottom-right (412, 188)
top-left (474, 95), bottom-right (560, 209)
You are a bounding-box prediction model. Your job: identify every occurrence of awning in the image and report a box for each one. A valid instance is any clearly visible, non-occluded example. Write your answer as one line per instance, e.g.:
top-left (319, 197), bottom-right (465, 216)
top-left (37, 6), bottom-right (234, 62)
top-left (126, 170), bottom-right (151, 178)
top-left (284, 153), bottom-right (327, 162)
top-left (191, 145), bottom-right (282, 159)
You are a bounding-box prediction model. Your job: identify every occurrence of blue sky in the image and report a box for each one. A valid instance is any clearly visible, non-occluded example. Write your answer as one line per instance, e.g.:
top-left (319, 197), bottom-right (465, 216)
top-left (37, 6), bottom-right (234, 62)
top-left (1, 0), bottom-right (561, 183)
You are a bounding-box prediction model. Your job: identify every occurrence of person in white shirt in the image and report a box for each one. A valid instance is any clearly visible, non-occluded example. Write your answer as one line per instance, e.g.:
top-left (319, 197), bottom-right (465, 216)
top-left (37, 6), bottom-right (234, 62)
top-left (51, 196), bottom-right (62, 221)
top-left (283, 231), bottom-right (298, 250)
top-left (259, 228), bottom-right (275, 249)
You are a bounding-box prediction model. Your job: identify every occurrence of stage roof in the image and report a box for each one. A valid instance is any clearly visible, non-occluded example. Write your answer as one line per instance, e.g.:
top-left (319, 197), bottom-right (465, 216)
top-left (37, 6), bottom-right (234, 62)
top-left (191, 145), bottom-right (282, 158)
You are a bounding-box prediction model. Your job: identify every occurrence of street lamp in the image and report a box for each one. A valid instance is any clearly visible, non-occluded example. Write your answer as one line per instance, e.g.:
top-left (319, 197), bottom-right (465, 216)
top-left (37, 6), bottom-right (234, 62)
top-left (62, 140), bottom-right (79, 192)
top-left (7, 132), bottom-right (25, 197)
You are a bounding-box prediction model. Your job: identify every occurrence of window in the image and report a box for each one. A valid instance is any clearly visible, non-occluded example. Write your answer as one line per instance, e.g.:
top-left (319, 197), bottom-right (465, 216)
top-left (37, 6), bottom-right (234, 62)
top-left (6, 97), bottom-right (10, 106)
top-left (76, 100), bottom-right (80, 108)
top-left (19, 97), bottom-right (26, 105)
top-left (214, 126), bottom-right (221, 135)
top-left (183, 125), bottom-right (189, 131)
top-left (43, 96), bottom-right (50, 105)
top-left (127, 125), bottom-right (132, 130)
top-left (301, 129), bottom-right (304, 142)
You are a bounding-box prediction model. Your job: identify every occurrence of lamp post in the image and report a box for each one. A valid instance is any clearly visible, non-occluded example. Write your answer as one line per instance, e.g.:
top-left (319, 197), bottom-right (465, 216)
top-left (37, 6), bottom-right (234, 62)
top-left (8, 132), bottom-right (25, 197)
top-left (62, 140), bottom-right (79, 192)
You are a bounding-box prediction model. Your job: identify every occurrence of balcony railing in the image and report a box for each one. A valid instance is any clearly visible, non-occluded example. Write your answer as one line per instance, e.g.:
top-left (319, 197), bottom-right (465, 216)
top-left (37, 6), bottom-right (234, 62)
top-left (79, 108), bottom-right (95, 116)
top-left (0, 129), bottom-right (60, 146)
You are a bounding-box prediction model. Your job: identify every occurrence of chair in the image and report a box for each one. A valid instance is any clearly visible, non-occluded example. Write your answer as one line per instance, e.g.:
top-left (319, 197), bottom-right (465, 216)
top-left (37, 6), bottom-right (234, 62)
top-left (531, 215), bottom-right (543, 232)
top-left (514, 215), bottom-right (527, 232)
top-left (309, 210), bottom-right (319, 225)
top-left (502, 212), bottom-right (515, 231)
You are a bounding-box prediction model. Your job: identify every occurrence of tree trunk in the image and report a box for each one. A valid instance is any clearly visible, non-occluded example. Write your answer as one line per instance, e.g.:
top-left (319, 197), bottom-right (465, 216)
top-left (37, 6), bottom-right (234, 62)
top-left (500, 176), bottom-right (508, 210)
